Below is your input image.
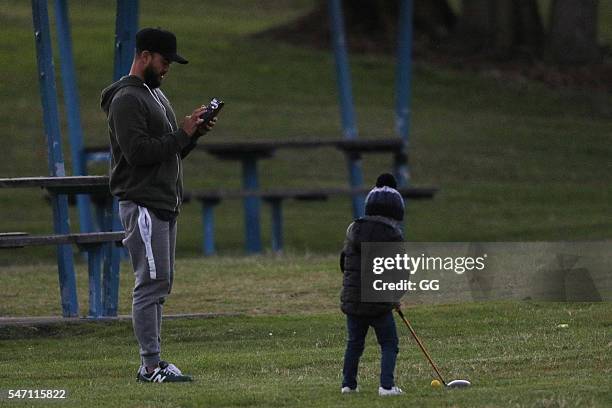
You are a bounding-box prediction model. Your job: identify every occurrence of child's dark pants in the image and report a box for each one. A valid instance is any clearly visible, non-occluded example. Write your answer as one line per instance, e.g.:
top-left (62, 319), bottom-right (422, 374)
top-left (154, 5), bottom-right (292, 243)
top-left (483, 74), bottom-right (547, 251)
top-left (342, 311), bottom-right (399, 389)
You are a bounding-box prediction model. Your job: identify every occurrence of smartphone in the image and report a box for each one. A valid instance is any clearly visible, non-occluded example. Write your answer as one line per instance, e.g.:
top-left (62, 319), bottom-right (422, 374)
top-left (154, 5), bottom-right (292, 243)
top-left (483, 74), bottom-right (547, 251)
top-left (200, 97), bottom-right (224, 124)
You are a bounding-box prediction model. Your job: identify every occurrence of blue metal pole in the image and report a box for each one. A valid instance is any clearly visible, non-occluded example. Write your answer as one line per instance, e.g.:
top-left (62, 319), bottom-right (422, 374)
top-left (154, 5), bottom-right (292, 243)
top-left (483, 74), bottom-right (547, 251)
top-left (100, 0), bottom-right (140, 315)
top-left (202, 202), bottom-right (216, 255)
top-left (269, 199), bottom-right (283, 252)
top-left (54, 0), bottom-right (94, 234)
top-left (87, 245), bottom-right (103, 318)
top-left (328, 0), bottom-right (365, 218)
top-left (114, 0), bottom-right (139, 80)
top-left (242, 158), bottom-right (262, 253)
top-left (112, 1), bottom-right (138, 240)
top-left (394, 0), bottom-right (413, 187)
top-left (31, 0), bottom-right (79, 317)
top-left (102, 199), bottom-right (121, 316)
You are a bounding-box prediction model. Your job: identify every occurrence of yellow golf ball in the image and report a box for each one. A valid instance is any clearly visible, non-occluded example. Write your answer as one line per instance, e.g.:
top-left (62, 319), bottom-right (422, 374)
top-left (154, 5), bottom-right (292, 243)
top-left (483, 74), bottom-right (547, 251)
top-left (431, 379), bottom-right (442, 388)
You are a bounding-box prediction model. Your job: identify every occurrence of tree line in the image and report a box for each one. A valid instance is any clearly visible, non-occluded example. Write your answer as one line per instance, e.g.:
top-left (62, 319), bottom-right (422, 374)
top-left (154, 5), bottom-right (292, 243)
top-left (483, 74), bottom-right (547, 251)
top-left (314, 0), bottom-right (602, 64)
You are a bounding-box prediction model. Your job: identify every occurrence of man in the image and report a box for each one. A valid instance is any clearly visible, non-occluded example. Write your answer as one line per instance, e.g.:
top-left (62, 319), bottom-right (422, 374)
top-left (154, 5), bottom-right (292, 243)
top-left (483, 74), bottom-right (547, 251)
top-left (101, 27), bottom-right (216, 383)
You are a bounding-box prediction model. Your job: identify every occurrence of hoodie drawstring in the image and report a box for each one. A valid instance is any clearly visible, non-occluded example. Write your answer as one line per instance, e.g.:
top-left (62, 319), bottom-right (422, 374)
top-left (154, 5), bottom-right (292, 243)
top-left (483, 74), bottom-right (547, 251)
top-left (142, 83), bottom-right (182, 212)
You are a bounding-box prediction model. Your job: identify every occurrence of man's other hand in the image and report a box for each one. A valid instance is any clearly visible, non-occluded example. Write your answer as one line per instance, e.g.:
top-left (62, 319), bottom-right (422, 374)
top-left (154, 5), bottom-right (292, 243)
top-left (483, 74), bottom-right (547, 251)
top-left (181, 106), bottom-right (206, 137)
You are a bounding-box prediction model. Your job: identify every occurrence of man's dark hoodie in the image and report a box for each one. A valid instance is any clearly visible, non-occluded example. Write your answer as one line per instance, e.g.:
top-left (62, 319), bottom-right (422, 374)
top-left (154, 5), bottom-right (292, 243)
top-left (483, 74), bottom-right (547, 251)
top-left (101, 75), bottom-right (198, 218)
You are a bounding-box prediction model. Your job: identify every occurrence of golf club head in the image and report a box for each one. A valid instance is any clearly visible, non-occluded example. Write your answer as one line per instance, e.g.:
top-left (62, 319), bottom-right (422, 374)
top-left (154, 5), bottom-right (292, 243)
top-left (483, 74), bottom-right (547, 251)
top-left (446, 379), bottom-right (471, 388)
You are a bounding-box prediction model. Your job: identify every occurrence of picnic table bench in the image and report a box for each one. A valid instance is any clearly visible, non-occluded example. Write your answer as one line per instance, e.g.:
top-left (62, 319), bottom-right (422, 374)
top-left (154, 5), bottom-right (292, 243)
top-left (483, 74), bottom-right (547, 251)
top-left (84, 138), bottom-right (406, 161)
top-left (196, 137), bottom-right (414, 253)
top-left (84, 137), bottom-right (436, 255)
top-left (0, 231), bottom-right (124, 248)
top-left (199, 138), bottom-right (406, 157)
top-left (193, 186), bottom-right (437, 254)
top-left (0, 175), bottom-right (109, 194)
top-left (0, 176), bottom-right (123, 317)
top-left (193, 137), bottom-right (434, 254)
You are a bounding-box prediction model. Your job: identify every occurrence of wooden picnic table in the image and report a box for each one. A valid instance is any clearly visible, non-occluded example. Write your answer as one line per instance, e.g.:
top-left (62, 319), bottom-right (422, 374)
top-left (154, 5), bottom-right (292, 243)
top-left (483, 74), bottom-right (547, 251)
top-left (0, 175), bottom-right (110, 195)
top-left (0, 175), bottom-right (120, 318)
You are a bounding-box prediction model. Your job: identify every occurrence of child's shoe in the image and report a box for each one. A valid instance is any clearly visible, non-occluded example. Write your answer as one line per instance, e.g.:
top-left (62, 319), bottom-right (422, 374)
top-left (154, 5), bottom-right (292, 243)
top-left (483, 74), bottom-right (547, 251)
top-left (378, 386), bottom-right (403, 396)
top-left (341, 386), bottom-right (359, 394)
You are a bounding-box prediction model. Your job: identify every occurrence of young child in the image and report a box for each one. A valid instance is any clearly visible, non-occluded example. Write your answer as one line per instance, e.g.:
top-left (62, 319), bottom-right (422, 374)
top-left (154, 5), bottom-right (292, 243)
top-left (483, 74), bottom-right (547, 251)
top-left (340, 173), bottom-right (405, 396)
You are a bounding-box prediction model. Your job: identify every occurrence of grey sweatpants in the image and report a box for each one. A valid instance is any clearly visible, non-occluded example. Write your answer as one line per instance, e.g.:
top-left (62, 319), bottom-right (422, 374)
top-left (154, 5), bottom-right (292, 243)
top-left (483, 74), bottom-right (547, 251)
top-left (119, 200), bottom-right (176, 368)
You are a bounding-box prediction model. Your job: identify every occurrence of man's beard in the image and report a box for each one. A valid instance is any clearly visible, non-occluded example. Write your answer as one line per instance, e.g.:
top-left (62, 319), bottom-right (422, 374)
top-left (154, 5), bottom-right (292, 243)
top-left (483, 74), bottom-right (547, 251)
top-left (143, 64), bottom-right (161, 89)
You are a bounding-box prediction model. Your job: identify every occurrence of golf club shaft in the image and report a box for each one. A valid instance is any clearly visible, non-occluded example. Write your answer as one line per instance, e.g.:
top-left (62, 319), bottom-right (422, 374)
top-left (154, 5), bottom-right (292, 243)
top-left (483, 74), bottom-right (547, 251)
top-left (395, 308), bottom-right (447, 385)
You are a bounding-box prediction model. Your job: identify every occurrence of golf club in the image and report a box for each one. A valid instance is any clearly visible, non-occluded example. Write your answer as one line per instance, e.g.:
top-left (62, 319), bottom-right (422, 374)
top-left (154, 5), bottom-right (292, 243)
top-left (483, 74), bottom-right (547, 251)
top-left (395, 307), bottom-right (471, 389)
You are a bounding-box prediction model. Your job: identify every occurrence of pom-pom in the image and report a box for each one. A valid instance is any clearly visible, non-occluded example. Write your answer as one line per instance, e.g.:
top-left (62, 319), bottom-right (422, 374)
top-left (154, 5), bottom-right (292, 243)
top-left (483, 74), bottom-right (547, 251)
top-left (375, 173), bottom-right (397, 189)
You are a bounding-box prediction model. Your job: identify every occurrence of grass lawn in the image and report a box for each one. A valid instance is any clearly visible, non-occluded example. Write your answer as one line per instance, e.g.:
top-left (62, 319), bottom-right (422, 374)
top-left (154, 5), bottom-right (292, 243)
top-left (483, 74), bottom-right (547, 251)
top-left (0, 255), bottom-right (341, 317)
top-left (1, 302), bottom-right (610, 407)
top-left (1, 255), bottom-right (611, 406)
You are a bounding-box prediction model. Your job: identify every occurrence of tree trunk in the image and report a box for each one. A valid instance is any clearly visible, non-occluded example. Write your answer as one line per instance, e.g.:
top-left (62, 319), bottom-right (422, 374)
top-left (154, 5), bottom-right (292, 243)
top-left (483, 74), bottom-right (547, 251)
top-left (494, 0), bottom-right (515, 52)
top-left (342, 0), bottom-right (400, 47)
top-left (515, 0), bottom-right (544, 51)
top-left (258, 0), bottom-right (457, 53)
top-left (455, 0), bottom-right (543, 58)
top-left (458, 0), bottom-right (496, 41)
top-left (548, 0), bottom-right (600, 64)
top-left (340, 0), bottom-right (456, 49)
top-left (413, 0), bottom-right (457, 41)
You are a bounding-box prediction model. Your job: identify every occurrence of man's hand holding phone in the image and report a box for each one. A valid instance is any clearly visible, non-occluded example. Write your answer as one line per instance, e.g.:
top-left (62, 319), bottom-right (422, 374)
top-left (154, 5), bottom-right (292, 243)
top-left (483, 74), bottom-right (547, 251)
top-left (200, 116), bottom-right (217, 132)
top-left (196, 97), bottom-right (224, 136)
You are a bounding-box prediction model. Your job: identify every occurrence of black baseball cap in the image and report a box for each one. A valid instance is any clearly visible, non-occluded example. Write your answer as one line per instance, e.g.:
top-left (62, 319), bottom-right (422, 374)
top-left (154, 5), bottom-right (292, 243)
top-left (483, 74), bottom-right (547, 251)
top-left (136, 27), bottom-right (188, 64)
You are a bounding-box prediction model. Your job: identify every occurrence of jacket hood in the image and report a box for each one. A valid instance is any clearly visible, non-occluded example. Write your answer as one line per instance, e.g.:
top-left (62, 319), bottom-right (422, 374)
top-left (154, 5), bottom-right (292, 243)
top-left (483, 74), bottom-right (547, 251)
top-left (360, 215), bottom-right (403, 234)
top-left (100, 75), bottom-right (145, 114)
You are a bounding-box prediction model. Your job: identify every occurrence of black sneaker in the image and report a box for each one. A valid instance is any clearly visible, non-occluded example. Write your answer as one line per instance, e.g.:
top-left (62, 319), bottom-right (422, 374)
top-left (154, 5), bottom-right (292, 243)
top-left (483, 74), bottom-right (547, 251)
top-left (136, 361), bottom-right (193, 383)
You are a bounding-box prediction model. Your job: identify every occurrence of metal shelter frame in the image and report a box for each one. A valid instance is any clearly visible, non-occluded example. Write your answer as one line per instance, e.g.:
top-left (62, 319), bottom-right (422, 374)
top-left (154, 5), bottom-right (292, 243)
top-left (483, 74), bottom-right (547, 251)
top-left (30, 0), bottom-right (139, 317)
top-left (328, 0), bottom-right (413, 193)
